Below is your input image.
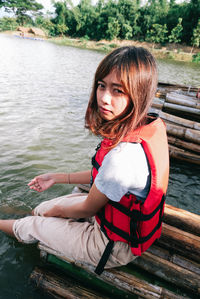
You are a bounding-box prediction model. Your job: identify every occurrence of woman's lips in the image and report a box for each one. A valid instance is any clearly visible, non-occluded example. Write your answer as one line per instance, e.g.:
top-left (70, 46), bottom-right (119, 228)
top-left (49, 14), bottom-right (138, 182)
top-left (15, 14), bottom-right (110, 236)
top-left (99, 106), bottom-right (112, 114)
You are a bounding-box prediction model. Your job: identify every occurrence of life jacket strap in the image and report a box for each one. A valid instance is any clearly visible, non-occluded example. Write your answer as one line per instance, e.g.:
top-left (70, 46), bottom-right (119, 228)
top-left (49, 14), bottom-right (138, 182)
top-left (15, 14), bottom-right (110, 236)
top-left (95, 240), bottom-right (114, 275)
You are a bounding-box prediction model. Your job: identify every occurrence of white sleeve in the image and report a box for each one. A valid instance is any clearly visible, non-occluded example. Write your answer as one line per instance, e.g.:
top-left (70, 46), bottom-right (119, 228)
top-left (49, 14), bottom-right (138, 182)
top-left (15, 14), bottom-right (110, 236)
top-left (94, 142), bottom-right (150, 202)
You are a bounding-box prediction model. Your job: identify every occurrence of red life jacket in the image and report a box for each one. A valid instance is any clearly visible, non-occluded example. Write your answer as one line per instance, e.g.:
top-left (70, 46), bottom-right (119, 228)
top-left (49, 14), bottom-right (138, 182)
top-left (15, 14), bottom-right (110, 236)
top-left (92, 117), bottom-right (169, 274)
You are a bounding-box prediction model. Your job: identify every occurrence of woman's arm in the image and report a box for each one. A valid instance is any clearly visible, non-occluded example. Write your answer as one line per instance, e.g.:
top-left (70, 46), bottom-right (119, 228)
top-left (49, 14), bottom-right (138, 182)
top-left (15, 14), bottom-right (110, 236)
top-left (28, 170), bottom-right (91, 192)
top-left (43, 183), bottom-right (109, 218)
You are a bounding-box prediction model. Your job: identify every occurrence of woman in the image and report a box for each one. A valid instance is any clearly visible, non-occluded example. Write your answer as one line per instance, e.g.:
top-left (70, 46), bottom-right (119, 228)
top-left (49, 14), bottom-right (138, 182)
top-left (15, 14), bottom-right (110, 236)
top-left (0, 46), bottom-right (169, 275)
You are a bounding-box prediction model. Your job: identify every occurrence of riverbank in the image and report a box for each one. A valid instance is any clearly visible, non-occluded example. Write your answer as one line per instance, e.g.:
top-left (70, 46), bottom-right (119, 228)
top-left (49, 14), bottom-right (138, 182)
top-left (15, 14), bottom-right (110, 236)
top-left (50, 36), bottom-right (200, 63)
top-left (1, 30), bottom-right (199, 63)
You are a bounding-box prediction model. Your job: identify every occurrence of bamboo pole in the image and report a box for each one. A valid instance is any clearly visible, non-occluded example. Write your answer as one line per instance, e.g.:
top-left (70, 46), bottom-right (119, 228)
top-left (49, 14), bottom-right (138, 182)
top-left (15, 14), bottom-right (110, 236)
top-left (164, 204), bottom-right (200, 236)
top-left (152, 100), bottom-right (200, 119)
top-left (169, 144), bottom-right (200, 165)
top-left (157, 223), bottom-right (200, 263)
top-left (152, 97), bottom-right (165, 109)
top-left (132, 250), bottom-right (200, 295)
top-left (166, 123), bottom-right (200, 144)
top-left (30, 267), bottom-right (109, 299)
top-left (166, 93), bottom-right (200, 109)
top-left (148, 245), bottom-right (200, 275)
top-left (168, 135), bottom-right (200, 154)
top-left (163, 102), bottom-right (200, 117)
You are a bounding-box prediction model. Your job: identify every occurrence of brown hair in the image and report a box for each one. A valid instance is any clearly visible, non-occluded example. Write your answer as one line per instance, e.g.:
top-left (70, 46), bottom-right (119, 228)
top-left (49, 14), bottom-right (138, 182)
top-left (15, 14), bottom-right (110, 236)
top-left (85, 46), bottom-right (158, 146)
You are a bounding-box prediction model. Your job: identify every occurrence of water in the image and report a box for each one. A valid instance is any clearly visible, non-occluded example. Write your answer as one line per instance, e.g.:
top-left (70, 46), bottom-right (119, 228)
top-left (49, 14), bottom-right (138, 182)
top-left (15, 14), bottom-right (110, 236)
top-left (0, 34), bottom-right (199, 298)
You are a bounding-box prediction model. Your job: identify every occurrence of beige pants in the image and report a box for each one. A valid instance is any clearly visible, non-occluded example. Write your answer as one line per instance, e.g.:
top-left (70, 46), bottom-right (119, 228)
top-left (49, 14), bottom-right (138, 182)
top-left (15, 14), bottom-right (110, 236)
top-left (13, 193), bottom-right (136, 268)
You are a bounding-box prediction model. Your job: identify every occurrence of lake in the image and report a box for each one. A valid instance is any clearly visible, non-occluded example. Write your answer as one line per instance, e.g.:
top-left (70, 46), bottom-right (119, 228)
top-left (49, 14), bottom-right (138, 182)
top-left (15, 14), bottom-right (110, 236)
top-left (0, 33), bottom-right (199, 298)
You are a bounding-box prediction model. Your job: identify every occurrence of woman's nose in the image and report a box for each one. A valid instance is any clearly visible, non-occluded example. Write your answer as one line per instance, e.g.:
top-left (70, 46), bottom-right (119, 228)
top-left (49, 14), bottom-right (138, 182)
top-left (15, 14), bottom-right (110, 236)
top-left (101, 90), bottom-right (112, 104)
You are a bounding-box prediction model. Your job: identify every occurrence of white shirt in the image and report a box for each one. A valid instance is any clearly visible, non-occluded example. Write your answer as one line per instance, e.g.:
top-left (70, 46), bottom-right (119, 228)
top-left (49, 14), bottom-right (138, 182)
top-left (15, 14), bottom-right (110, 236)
top-left (95, 142), bottom-right (150, 202)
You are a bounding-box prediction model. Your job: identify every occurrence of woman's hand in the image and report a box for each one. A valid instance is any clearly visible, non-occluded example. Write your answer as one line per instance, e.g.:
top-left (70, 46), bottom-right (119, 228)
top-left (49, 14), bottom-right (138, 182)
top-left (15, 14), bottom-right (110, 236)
top-left (28, 174), bottom-right (56, 192)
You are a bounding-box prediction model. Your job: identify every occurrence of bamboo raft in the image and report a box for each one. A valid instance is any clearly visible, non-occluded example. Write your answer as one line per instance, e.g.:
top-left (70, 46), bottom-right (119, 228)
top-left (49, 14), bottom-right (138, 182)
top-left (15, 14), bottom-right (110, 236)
top-left (150, 83), bottom-right (200, 165)
top-left (30, 185), bottom-right (200, 299)
top-left (30, 82), bottom-right (200, 297)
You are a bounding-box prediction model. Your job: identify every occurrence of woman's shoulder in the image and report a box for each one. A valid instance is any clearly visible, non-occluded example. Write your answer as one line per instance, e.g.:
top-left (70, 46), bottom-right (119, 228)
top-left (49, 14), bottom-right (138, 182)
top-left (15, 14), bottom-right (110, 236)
top-left (102, 142), bottom-right (149, 178)
top-left (108, 142), bottom-right (146, 163)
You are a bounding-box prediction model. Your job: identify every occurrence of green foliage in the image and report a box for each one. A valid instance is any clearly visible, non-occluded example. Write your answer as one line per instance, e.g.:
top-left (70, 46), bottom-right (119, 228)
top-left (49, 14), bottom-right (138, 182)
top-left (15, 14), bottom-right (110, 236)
top-left (0, 16), bottom-right (17, 31)
top-left (192, 52), bottom-right (200, 62)
top-left (168, 18), bottom-right (183, 43)
top-left (56, 23), bottom-right (68, 36)
top-left (0, 0), bottom-right (43, 25)
top-left (35, 16), bottom-right (56, 36)
top-left (106, 17), bottom-right (120, 40)
top-left (0, 0), bottom-right (199, 48)
top-left (191, 19), bottom-right (200, 48)
top-left (121, 22), bottom-right (133, 40)
top-left (147, 23), bottom-right (168, 44)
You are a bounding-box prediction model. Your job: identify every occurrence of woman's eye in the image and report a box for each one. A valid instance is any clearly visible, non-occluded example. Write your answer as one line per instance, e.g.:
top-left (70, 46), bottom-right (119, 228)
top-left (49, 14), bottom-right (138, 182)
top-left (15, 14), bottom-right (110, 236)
top-left (97, 82), bottom-right (105, 89)
top-left (115, 89), bottom-right (124, 94)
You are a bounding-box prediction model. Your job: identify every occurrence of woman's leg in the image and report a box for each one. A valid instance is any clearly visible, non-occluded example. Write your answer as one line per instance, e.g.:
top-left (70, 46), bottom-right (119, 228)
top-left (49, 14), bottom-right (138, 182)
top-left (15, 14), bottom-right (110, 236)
top-left (33, 192), bottom-right (87, 216)
top-left (0, 193), bottom-right (87, 239)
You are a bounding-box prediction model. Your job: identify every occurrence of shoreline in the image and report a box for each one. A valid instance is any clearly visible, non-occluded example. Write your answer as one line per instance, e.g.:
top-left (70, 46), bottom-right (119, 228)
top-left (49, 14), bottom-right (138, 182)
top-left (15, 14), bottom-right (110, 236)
top-left (49, 36), bottom-right (199, 63)
top-left (1, 31), bottom-right (199, 63)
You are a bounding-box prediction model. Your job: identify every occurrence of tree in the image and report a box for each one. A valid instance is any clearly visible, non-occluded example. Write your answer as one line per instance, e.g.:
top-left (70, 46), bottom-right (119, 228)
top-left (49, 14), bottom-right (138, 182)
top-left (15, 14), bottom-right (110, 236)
top-left (56, 23), bottom-right (68, 36)
top-left (0, 16), bottom-right (17, 31)
top-left (0, 0), bottom-right (43, 25)
top-left (122, 22), bottom-right (133, 40)
top-left (191, 19), bottom-right (200, 48)
top-left (106, 17), bottom-right (120, 40)
top-left (147, 23), bottom-right (168, 44)
top-left (168, 17), bottom-right (183, 43)
top-left (35, 16), bottom-right (56, 36)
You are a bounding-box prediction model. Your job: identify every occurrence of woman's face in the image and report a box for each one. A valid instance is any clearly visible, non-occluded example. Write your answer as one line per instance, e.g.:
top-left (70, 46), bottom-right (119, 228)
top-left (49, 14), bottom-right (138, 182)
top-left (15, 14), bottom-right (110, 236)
top-left (96, 69), bottom-right (130, 121)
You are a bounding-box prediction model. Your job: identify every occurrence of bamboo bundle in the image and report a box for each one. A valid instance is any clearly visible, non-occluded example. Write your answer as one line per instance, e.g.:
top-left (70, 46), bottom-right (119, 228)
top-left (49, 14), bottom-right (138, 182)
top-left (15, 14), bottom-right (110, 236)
top-left (149, 104), bottom-right (200, 164)
top-left (35, 243), bottom-right (191, 299)
top-left (153, 82), bottom-right (200, 123)
top-left (30, 186), bottom-right (200, 299)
